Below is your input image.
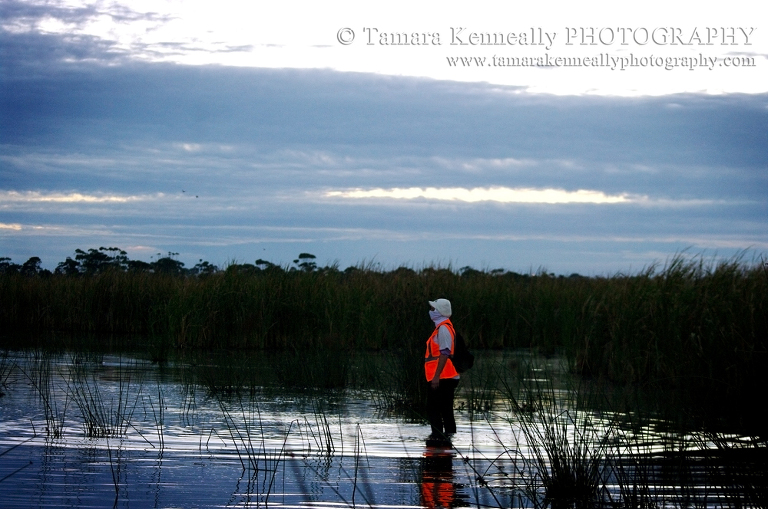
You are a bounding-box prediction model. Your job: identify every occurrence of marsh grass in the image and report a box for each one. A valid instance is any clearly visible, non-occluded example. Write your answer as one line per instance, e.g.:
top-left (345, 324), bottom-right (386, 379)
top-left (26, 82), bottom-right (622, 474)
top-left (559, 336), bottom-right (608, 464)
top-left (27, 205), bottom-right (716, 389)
top-left (145, 382), bottom-right (166, 449)
top-left (0, 350), bottom-right (12, 397)
top-left (696, 432), bottom-right (768, 509)
top-left (196, 356), bottom-right (257, 399)
top-left (65, 354), bottom-right (142, 438)
top-left (270, 348), bottom-right (352, 390)
top-left (217, 396), bottom-right (274, 473)
top-left (5, 253), bottom-right (756, 353)
top-left (19, 351), bottom-right (69, 438)
top-left (211, 388), bottom-right (386, 507)
top-left (496, 367), bottom-right (615, 508)
top-left (304, 402), bottom-right (337, 456)
top-left (362, 347), bottom-right (428, 416)
top-left (481, 358), bottom-right (768, 509)
top-left (456, 351), bottom-right (519, 420)
top-left (213, 395), bottom-right (336, 506)
top-left (577, 255), bottom-right (767, 434)
top-left (3, 252), bottom-right (765, 434)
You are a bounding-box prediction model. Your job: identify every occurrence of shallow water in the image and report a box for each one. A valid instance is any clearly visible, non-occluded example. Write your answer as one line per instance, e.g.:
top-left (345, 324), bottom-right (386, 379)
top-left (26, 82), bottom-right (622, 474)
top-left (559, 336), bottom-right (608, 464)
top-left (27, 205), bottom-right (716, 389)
top-left (0, 350), bottom-right (763, 508)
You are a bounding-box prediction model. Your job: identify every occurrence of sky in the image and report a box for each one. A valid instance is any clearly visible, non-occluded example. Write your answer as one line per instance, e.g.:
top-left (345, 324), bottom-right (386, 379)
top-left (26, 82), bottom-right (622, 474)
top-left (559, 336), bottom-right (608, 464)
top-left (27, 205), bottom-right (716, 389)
top-left (1, 0), bottom-right (767, 275)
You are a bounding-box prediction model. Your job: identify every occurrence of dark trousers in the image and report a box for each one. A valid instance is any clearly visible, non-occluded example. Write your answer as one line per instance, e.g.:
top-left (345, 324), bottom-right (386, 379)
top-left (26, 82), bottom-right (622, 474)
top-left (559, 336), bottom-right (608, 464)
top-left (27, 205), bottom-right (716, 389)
top-left (426, 378), bottom-right (459, 436)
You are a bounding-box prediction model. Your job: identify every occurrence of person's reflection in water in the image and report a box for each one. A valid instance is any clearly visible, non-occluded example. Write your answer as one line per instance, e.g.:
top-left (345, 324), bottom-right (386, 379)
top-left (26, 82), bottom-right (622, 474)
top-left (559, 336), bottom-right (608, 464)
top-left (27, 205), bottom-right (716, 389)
top-left (420, 445), bottom-right (467, 508)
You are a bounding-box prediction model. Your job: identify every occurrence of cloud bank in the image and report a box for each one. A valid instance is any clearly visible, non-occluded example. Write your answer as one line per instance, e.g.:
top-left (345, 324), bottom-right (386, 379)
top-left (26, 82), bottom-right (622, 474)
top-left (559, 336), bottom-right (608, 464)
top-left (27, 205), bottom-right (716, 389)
top-left (1, 2), bottom-right (766, 274)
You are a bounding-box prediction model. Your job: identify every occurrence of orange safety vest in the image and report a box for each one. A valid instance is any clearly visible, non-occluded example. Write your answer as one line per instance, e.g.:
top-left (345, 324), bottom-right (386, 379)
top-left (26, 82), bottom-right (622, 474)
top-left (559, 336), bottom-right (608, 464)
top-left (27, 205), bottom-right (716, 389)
top-left (425, 319), bottom-right (459, 381)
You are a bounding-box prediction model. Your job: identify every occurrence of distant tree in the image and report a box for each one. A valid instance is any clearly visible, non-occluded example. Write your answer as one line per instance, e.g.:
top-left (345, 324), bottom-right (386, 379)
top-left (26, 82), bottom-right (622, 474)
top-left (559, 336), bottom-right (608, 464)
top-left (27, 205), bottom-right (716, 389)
top-left (255, 258), bottom-right (274, 269)
top-left (20, 257), bottom-right (43, 276)
top-left (126, 259), bottom-right (153, 272)
top-left (420, 267), bottom-right (454, 278)
top-left (388, 266), bottom-right (416, 277)
top-left (152, 254), bottom-right (185, 275)
top-left (254, 258), bottom-right (285, 273)
top-left (0, 257), bottom-right (21, 274)
top-left (190, 259), bottom-right (218, 275)
top-left (459, 266), bottom-right (483, 278)
top-left (502, 271), bottom-right (529, 281)
top-left (226, 263), bottom-right (260, 275)
top-left (55, 257), bottom-right (81, 275)
top-left (292, 253), bottom-right (317, 272)
top-left (75, 247), bottom-right (129, 274)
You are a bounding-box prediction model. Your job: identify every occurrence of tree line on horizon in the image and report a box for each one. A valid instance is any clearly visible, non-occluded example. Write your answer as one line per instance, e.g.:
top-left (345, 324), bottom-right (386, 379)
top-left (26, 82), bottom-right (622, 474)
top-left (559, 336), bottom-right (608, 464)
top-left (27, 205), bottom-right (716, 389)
top-left (0, 246), bottom-right (580, 279)
top-left (0, 247), bottom-right (298, 277)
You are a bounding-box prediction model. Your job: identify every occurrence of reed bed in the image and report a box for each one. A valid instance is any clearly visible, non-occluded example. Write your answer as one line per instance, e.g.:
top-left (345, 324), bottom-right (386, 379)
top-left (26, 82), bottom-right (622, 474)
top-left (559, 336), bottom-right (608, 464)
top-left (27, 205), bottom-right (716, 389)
top-left (2, 254), bottom-right (765, 352)
top-left (2, 252), bottom-right (766, 434)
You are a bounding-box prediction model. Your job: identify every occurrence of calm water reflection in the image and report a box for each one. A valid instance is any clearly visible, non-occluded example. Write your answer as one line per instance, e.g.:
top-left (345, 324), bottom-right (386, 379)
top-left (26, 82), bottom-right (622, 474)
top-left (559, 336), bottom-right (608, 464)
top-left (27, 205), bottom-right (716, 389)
top-left (0, 350), bottom-right (763, 508)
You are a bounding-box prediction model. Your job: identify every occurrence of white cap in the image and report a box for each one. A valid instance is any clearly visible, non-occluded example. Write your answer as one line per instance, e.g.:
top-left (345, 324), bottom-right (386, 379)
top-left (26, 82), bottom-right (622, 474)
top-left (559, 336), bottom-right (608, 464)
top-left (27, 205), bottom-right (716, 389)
top-left (429, 298), bottom-right (452, 318)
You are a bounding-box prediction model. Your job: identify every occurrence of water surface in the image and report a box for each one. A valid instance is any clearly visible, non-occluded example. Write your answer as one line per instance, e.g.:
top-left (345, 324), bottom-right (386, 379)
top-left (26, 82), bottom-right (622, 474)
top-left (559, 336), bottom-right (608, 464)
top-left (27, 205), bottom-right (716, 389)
top-left (0, 350), bottom-right (763, 508)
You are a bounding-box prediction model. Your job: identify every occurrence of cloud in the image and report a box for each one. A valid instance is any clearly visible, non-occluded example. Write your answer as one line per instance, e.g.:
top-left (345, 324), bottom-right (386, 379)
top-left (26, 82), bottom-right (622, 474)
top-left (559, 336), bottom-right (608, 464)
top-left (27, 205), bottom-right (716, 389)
top-left (326, 186), bottom-right (633, 204)
top-left (0, 190), bottom-right (163, 204)
top-left (0, 1), bottom-right (99, 30)
top-left (322, 186), bottom-right (754, 208)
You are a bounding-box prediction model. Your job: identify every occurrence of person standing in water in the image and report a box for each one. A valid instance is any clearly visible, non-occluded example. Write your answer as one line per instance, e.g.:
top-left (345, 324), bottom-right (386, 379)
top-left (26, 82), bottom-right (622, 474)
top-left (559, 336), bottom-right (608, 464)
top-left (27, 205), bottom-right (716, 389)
top-left (425, 298), bottom-right (459, 440)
